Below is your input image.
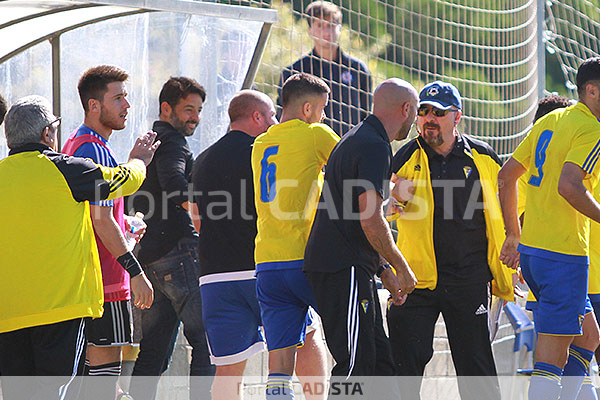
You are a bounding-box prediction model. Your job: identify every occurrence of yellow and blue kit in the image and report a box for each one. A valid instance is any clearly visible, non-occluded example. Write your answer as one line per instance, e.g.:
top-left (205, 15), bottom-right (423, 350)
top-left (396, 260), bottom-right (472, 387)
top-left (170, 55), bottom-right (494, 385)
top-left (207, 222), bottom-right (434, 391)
top-left (251, 119), bottom-right (339, 272)
top-left (514, 103), bottom-right (600, 260)
top-left (526, 179), bottom-right (600, 319)
top-left (251, 119), bottom-right (339, 351)
top-left (514, 103), bottom-right (600, 335)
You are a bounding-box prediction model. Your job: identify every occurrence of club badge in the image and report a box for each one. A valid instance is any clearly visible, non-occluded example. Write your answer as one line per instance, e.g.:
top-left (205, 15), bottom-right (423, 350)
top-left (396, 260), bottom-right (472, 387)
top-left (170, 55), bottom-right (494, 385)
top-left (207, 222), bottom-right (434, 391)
top-left (341, 70), bottom-right (353, 84)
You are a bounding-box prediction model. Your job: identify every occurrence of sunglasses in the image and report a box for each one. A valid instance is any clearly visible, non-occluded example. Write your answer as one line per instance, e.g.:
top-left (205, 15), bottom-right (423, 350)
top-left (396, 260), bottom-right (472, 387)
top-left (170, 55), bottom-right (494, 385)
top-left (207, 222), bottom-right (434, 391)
top-left (417, 106), bottom-right (458, 117)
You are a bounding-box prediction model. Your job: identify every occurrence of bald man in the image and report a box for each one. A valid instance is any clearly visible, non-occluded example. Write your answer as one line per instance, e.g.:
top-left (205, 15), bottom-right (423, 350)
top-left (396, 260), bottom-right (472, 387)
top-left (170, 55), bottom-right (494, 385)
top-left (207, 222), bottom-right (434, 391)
top-left (304, 78), bottom-right (418, 387)
top-left (191, 90), bottom-right (277, 400)
top-left (192, 90), bottom-right (329, 400)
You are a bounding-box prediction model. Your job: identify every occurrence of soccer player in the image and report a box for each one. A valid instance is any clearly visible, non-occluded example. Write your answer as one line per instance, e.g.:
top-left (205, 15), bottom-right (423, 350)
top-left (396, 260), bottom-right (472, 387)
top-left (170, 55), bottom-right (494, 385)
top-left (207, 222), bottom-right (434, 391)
top-left (277, 1), bottom-right (372, 136)
top-left (499, 57), bottom-right (600, 400)
top-left (62, 65), bottom-right (154, 400)
top-left (193, 90), bottom-right (329, 400)
top-left (523, 94), bottom-right (600, 400)
top-left (251, 73), bottom-right (339, 399)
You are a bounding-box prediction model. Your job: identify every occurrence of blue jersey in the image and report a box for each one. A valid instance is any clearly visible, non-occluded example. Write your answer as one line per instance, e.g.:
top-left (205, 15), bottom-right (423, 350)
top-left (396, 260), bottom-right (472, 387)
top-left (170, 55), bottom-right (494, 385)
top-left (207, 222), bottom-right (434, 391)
top-left (70, 126), bottom-right (118, 207)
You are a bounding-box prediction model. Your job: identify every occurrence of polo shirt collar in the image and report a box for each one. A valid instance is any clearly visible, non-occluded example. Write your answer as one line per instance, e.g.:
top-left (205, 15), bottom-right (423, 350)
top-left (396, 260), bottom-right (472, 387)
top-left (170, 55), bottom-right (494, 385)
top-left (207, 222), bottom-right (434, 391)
top-left (9, 143), bottom-right (52, 156)
top-left (363, 114), bottom-right (388, 142)
top-left (229, 129), bottom-right (255, 139)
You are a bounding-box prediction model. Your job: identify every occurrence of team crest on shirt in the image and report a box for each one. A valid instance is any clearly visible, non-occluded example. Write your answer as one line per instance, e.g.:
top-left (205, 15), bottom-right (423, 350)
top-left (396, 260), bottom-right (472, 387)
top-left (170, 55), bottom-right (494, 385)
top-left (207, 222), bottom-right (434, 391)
top-left (463, 166), bottom-right (472, 179)
top-left (361, 299), bottom-right (370, 313)
top-left (341, 70), bottom-right (353, 84)
top-left (414, 164), bottom-right (421, 171)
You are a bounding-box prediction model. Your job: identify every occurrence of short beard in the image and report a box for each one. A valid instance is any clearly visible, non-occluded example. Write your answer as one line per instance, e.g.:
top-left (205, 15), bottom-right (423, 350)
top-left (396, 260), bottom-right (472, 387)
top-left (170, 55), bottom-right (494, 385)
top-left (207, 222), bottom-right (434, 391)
top-left (423, 133), bottom-right (443, 147)
top-left (396, 118), bottom-right (413, 141)
top-left (421, 123), bottom-right (443, 147)
top-left (99, 105), bottom-right (125, 131)
top-left (169, 114), bottom-right (193, 136)
top-left (169, 113), bottom-right (189, 136)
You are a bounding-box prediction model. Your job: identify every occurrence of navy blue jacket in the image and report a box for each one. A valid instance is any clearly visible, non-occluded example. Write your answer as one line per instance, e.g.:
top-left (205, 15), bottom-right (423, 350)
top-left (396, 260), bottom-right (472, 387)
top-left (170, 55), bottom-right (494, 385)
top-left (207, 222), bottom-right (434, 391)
top-left (277, 48), bottom-right (372, 136)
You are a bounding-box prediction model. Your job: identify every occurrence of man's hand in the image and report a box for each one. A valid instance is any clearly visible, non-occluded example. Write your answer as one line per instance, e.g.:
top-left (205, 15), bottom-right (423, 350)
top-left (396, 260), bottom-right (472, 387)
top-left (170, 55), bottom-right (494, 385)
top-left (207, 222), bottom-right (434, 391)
top-left (385, 199), bottom-right (404, 219)
top-left (380, 267), bottom-right (408, 306)
top-left (358, 189), bottom-right (417, 301)
top-left (131, 273), bottom-right (154, 309)
top-left (394, 264), bottom-right (417, 295)
top-left (390, 173), bottom-right (414, 204)
top-left (124, 215), bottom-right (146, 243)
top-left (512, 268), bottom-right (527, 298)
top-left (500, 234), bottom-right (520, 269)
top-left (129, 131), bottom-right (161, 166)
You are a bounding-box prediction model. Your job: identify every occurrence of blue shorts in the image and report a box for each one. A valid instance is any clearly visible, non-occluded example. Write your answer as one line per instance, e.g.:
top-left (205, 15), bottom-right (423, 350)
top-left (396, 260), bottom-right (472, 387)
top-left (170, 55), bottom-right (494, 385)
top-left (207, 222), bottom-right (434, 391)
top-left (521, 253), bottom-right (590, 335)
top-left (200, 272), bottom-right (265, 365)
top-left (256, 268), bottom-right (319, 351)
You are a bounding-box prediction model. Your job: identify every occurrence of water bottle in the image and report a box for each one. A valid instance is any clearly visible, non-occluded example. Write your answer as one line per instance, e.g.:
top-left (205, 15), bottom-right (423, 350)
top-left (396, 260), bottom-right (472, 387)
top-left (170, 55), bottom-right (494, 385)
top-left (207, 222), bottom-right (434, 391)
top-left (125, 212), bottom-right (146, 251)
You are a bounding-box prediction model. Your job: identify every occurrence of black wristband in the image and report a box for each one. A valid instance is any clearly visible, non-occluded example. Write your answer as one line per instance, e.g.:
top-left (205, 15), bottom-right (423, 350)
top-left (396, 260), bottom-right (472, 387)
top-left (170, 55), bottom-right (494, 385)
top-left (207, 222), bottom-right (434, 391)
top-left (376, 264), bottom-right (391, 278)
top-left (117, 251), bottom-right (143, 278)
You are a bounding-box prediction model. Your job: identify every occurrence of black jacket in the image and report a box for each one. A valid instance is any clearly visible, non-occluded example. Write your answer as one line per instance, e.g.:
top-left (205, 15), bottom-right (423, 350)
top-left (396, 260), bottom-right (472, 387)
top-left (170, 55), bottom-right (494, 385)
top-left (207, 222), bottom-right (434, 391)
top-left (131, 121), bottom-right (197, 264)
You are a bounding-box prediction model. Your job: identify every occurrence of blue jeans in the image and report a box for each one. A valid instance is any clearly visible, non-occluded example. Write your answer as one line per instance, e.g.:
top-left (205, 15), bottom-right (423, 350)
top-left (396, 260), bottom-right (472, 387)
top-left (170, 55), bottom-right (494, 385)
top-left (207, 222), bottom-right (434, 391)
top-left (130, 238), bottom-right (215, 400)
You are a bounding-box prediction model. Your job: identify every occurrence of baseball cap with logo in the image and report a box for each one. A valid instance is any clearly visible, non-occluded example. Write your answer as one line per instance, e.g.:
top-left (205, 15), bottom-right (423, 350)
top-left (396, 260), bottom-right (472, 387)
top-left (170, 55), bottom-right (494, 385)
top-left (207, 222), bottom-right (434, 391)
top-left (419, 81), bottom-right (462, 110)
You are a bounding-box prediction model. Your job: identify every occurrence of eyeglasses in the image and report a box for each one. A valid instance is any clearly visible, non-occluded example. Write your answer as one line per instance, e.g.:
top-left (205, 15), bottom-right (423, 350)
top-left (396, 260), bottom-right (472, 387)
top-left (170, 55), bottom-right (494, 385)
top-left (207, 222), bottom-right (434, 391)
top-left (43, 117), bottom-right (61, 131)
top-left (417, 106), bottom-right (458, 117)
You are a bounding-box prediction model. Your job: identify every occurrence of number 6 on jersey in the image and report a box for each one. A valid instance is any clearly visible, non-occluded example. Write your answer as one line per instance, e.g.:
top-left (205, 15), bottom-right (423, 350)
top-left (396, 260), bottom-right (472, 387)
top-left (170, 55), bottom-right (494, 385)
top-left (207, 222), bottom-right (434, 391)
top-left (260, 145), bottom-right (279, 202)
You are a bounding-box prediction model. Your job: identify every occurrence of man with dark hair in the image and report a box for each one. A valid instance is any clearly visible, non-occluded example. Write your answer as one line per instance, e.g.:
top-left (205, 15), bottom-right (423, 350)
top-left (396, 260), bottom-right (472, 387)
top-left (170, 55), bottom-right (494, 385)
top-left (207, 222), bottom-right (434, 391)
top-left (499, 57), bottom-right (600, 400)
top-left (304, 79), bottom-right (418, 396)
top-left (277, 0), bottom-right (372, 136)
top-left (251, 73), bottom-right (339, 399)
top-left (524, 93), bottom-right (600, 400)
top-left (0, 93), bottom-right (7, 125)
top-left (62, 64), bottom-right (154, 400)
top-left (0, 95), bottom-right (158, 400)
top-left (533, 94), bottom-right (572, 122)
top-left (129, 76), bottom-right (214, 400)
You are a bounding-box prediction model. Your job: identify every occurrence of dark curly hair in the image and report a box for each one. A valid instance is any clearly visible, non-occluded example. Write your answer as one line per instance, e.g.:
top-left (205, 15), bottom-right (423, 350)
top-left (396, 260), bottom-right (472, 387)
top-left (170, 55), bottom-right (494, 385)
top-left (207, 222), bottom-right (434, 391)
top-left (534, 94), bottom-right (572, 122)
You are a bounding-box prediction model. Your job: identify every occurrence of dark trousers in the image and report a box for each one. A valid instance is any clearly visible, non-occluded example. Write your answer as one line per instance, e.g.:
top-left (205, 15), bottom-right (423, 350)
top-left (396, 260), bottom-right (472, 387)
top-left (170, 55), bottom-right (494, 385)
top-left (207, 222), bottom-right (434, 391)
top-left (307, 266), bottom-right (400, 399)
top-left (0, 318), bottom-right (86, 400)
top-left (130, 238), bottom-right (215, 400)
top-left (386, 282), bottom-right (501, 400)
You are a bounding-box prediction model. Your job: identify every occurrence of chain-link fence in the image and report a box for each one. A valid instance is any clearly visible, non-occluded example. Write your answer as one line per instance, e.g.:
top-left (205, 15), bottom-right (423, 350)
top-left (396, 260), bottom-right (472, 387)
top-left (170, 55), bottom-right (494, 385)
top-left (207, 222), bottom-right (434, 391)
top-left (544, 0), bottom-right (600, 96)
top-left (235, 0), bottom-right (542, 158)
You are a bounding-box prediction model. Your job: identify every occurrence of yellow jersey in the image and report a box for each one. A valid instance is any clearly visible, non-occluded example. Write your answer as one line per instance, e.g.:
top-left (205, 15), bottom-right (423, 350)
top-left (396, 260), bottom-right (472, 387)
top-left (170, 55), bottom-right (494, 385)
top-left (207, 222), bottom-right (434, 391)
top-left (513, 102), bottom-right (600, 260)
top-left (0, 145), bottom-right (146, 333)
top-left (251, 119), bottom-right (339, 271)
top-left (527, 181), bottom-right (600, 304)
